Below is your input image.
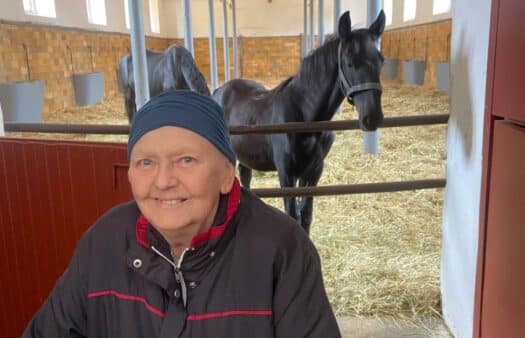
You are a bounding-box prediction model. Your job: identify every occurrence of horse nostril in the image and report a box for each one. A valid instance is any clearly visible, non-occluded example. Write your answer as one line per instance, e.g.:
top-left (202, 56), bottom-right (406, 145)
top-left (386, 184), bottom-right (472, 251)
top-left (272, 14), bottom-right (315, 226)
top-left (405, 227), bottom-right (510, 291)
top-left (364, 116), bottom-right (372, 128)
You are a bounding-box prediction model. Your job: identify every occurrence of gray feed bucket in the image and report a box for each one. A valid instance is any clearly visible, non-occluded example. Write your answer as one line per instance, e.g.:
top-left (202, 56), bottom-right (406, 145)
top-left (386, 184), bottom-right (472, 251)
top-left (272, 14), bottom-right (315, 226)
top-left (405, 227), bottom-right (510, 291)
top-left (435, 61), bottom-right (450, 93)
top-left (72, 72), bottom-right (104, 106)
top-left (403, 60), bottom-right (427, 85)
top-left (382, 58), bottom-right (398, 80)
top-left (0, 80), bottom-right (44, 122)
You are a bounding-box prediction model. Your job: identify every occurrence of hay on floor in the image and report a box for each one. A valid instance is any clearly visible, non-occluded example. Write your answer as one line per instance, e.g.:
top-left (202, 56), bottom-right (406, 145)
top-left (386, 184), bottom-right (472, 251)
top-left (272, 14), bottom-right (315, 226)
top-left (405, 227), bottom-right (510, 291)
top-left (5, 82), bottom-right (449, 325)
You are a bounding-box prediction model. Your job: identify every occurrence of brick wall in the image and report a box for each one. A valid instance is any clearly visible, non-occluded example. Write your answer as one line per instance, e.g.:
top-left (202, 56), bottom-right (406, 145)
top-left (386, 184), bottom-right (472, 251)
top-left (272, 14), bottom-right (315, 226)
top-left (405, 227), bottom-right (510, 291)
top-left (0, 22), bottom-right (170, 118)
top-left (381, 19), bottom-right (452, 87)
top-left (0, 20), bottom-right (450, 118)
top-left (174, 36), bottom-right (301, 86)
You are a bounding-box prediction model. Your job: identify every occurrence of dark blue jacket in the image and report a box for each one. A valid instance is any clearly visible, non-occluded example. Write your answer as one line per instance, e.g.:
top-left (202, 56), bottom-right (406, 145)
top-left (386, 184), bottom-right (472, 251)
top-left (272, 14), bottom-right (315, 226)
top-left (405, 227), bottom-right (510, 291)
top-left (22, 180), bottom-right (341, 338)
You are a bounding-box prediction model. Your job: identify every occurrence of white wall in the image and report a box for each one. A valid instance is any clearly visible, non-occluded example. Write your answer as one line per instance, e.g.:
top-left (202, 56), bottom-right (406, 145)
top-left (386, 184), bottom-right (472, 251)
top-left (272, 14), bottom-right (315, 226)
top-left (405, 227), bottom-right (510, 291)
top-left (0, 0), bottom-right (453, 38)
top-left (163, 0), bottom-right (452, 38)
top-left (440, 0), bottom-right (491, 337)
top-left (0, 0), bottom-right (168, 37)
top-left (385, 0), bottom-right (451, 30)
top-left (164, 0), bottom-right (368, 38)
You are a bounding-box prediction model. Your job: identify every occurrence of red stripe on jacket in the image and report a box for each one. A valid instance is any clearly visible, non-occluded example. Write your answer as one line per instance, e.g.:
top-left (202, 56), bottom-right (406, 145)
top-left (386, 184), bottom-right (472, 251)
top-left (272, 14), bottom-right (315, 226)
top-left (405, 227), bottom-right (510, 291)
top-left (187, 310), bottom-right (273, 321)
top-left (87, 290), bottom-right (165, 318)
top-left (87, 290), bottom-right (271, 322)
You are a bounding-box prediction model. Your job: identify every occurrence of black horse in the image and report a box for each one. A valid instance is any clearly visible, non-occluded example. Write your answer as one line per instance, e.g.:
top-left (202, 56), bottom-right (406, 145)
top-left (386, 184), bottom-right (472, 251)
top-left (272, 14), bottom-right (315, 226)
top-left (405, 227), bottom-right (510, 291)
top-left (117, 44), bottom-right (210, 121)
top-left (213, 11), bottom-right (385, 234)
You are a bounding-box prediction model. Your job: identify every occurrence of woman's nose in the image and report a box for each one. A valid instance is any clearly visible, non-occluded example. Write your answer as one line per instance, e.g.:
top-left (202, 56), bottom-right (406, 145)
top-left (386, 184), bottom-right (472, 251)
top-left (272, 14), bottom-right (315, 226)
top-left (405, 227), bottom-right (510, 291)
top-left (154, 163), bottom-right (177, 189)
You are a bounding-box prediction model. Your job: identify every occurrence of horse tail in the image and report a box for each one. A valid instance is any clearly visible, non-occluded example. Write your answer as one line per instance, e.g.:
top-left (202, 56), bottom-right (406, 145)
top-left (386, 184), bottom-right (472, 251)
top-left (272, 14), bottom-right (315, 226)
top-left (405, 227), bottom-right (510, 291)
top-left (117, 54), bottom-right (136, 122)
top-left (178, 48), bottom-right (211, 97)
top-left (117, 55), bottom-right (128, 93)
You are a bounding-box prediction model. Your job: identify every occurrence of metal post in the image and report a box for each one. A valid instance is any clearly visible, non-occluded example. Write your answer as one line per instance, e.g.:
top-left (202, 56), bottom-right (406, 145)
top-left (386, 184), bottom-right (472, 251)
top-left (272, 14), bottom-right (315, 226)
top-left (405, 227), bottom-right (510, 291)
top-left (302, 0), bottom-right (308, 57)
top-left (334, 0), bottom-right (342, 112)
top-left (363, 0), bottom-right (382, 154)
top-left (231, 0), bottom-right (239, 78)
top-left (318, 0), bottom-right (325, 45)
top-left (333, 0), bottom-right (342, 34)
top-left (367, 0), bottom-right (381, 47)
top-left (208, 0), bottom-right (218, 91)
top-left (309, 0), bottom-right (315, 49)
top-left (222, 0), bottom-right (230, 82)
top-left (183, 0), bottom-right (194, 56)
top-left (128, 0), bottom-right (150, 109)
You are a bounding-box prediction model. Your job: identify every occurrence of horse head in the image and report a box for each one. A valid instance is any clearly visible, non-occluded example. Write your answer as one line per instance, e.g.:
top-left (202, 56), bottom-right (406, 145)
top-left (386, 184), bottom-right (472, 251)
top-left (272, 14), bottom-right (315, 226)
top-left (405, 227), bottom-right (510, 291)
top-left (338, 10), bottom-right (385, 131)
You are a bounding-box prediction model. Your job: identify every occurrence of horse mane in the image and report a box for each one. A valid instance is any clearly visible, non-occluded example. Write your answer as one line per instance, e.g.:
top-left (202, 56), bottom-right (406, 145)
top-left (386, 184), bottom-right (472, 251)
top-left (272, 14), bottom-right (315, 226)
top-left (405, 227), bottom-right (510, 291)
top-left (269, 76), bottom-right (294, 94)
top-left (296, 36), bottom-right (340, 84)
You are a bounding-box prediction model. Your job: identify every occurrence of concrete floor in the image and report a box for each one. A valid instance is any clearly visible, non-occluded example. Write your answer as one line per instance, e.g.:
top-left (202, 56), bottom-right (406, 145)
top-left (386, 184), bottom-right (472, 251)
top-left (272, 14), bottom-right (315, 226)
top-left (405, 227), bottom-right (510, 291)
top-left (338, 317), bottom-right (453, 338)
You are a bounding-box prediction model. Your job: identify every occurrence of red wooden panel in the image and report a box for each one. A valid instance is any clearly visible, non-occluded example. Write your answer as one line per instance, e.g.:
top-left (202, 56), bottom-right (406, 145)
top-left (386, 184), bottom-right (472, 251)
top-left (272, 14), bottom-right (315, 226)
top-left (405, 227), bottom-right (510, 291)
top-left (0, 138), bottom-right (132, 337)
top-left (3, 141), bottom-right (35, 334)
top-left (481, 121), bottom-right (525, 337)
top-left (0, 143), bottom-right (20, 338)
top-left (492, 0), bottom-right (525, 122)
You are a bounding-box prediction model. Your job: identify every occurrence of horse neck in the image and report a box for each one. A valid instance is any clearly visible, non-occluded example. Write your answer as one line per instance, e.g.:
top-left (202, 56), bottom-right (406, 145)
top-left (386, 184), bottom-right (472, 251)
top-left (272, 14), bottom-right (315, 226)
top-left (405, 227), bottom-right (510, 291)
top-left (292, 38), bottom-right (345, 122)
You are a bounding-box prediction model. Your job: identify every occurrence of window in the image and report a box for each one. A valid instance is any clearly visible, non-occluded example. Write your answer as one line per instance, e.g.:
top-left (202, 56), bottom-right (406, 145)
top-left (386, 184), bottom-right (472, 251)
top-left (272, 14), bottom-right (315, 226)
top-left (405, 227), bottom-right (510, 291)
top-left (433, 0), bottom-right (451, 15)
top-left (383, 0), bottom-right (393, 26)
top-left (22, 0), bottom-right (56, 18)
top-left (149, 0), bottom-right (160, 34)
top-left (403, 0), bottom-right (417, 22)
top-left (124, 0), bottom-right (130, 29)
top-left (86, 0), bottom-right (107, 26)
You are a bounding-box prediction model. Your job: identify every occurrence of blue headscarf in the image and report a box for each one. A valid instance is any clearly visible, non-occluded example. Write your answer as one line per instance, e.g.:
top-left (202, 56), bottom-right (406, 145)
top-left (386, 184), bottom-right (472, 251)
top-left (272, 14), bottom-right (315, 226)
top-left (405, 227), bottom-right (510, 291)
top-left (127, 90), bottom-right (236, 164)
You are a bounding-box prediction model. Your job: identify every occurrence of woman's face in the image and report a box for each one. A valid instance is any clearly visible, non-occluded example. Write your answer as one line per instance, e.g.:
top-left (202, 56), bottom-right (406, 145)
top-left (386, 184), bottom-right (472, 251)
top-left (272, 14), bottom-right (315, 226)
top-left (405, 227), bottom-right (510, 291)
top-left (128, 126), bottom-right (235, 238)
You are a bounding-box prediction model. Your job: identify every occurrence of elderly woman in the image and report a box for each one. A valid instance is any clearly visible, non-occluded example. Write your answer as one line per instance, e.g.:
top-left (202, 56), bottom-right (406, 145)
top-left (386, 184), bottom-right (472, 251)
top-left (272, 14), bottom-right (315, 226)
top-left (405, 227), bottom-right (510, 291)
top-left (22, 91), bottom-right (341, 338)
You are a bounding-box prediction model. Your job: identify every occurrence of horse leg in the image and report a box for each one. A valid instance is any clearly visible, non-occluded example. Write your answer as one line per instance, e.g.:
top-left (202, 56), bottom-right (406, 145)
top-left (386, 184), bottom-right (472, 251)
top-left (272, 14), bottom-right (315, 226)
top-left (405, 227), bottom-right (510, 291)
top-left (297, 176), bottom-right (320, 234)
top-left (238, 163), bottom-right (252, 189)
top-left (298, 132), bottom-right (335, 234)
top-left (277, 171), bottom-right (299, 223)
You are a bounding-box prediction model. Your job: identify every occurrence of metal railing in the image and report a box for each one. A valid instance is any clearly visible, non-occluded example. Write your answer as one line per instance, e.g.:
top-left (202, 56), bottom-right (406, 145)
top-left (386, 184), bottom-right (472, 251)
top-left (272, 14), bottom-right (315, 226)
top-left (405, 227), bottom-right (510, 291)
top-left (3, 113), bottom-right (449, 197)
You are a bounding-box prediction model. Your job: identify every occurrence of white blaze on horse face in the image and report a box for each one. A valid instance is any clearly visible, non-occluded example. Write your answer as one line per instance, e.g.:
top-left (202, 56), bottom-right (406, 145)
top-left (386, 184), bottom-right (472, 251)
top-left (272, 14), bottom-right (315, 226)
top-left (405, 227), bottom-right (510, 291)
top-left (128, 126), bottom-right (234, 244)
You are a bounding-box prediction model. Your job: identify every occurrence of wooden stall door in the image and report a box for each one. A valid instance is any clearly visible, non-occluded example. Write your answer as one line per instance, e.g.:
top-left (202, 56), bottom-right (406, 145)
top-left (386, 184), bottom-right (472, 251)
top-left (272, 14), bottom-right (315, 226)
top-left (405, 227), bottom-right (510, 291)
top-left (480, 122), bottom-right (525, 337)
top-left (0, 138), bottom-right (132, 338)
top-left (476, 1), bottom-right (525, 337)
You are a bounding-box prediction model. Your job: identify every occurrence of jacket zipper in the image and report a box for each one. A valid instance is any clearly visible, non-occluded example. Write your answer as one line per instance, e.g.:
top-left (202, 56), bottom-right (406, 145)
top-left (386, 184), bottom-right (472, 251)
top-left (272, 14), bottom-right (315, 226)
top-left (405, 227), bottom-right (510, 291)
top-left (150, 246), bottom-right (189, 307)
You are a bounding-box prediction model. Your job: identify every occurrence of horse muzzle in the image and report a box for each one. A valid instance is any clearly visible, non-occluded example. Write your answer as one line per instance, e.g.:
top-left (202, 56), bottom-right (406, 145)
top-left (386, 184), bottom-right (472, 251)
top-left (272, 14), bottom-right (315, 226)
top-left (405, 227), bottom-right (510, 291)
top-left (360, 113), bottom-right (383, 131)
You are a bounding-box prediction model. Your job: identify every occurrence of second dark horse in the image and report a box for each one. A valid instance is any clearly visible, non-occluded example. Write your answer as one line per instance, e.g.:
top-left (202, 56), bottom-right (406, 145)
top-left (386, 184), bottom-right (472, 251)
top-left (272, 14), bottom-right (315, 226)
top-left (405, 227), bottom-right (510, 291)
top-left (213, 11), bottom-right (386, 233)
top-left (118, 44), bottom-right (210, 122)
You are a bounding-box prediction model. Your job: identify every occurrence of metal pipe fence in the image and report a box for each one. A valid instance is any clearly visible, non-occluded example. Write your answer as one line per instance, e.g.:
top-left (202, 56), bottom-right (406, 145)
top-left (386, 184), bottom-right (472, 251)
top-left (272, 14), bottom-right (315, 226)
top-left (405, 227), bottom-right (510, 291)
top-left (3, 113), bottom-right (449, 198)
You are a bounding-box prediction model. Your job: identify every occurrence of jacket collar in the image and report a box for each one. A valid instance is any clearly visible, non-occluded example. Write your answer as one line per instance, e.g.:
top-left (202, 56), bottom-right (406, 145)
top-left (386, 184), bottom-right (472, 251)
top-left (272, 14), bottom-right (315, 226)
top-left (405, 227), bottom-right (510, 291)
top-left (127, 178), bottom-right (242, 292)
top-left (135, 177), bottom-right (241, 251)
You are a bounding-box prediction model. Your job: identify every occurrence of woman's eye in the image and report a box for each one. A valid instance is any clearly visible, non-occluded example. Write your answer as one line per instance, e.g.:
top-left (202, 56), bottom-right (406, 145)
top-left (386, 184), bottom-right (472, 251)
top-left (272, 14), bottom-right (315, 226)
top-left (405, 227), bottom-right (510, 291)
top-left (137, 159), bottom-right (152, 167)
top-left (180, 156), bottom-right (195, 164)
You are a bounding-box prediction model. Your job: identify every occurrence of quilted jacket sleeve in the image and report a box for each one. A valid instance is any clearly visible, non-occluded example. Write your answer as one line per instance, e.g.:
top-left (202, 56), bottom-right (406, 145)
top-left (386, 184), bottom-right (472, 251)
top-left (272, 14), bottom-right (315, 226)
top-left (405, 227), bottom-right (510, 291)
top-left (272, 230), bottom-right (341, 338)
top-left (21, 235), bottom-right (88, 338)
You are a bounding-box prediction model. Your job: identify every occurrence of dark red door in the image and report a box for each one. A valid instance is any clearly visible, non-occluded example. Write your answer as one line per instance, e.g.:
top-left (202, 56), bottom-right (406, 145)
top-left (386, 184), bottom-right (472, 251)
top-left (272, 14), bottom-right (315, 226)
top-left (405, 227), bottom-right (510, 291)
top-left (475, 0), bottom-right (525, 337)
top-left (0, 138), bottom-right (132, 338)
top-left (491, 0), bottom-right (525, 122)
top-left (480, 122), bottom-right (525, 337)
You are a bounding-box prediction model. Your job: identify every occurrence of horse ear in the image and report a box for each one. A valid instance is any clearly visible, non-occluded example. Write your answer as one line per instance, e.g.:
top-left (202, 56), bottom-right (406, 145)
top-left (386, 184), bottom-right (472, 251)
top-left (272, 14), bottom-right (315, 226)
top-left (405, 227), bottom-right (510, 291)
top-left (369, 10), bottom-right (386, 39)
top-left (338, 11), bottom-right (352, 40)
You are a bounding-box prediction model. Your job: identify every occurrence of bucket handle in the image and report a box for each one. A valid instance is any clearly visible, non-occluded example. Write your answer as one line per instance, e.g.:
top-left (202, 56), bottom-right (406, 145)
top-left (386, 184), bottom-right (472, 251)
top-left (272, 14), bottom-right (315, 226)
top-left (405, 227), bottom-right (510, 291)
top-left (22, 43), bottom-right (32, 81)
top-left (412, 35), bottom-right (416, 60)
top-left (89, 46), bottom-right (95, 72)
top-left (66, 45), bottom-right (74, 73)
top-left (446, 32), bottom-right (451, 61)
